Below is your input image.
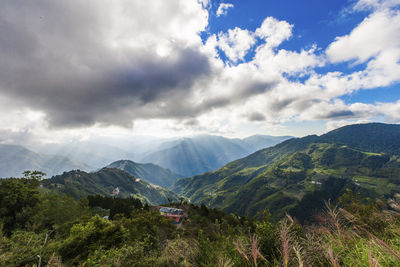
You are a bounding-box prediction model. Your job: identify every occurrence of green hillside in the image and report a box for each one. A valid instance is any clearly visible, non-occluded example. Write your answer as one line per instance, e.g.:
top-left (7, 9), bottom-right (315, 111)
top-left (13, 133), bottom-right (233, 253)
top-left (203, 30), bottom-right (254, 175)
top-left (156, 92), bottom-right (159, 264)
top-left (107, 160), bottom-right (182, 188)
top-left (171, 135), bottom-right (319, 198)
top-left (172, 123), bottom-right (400, 221)
top-left (42, 168), bottom-right (178, 205)
top-left (139, 134), bottom-right (292, 177)
top-left (319, 123), bottom-right (400, 154)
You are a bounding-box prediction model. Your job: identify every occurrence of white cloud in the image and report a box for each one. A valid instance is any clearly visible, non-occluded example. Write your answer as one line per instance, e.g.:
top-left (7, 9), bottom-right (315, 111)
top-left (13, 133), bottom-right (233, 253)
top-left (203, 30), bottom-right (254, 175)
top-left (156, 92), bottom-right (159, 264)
top-left (376, 100), bottom-right (400, 122)
top-left (354, 0), bottom-right (400, 11)
top-left (322, 5), bottom-right (400, 100)
top-left (327, 10), bottom-right (400, 64)
top-left (254, 45), bottom-right (323, 76)
top-left (255, 17), bottom-right (293, 48)
top-left (286, 6), bottom-right (400, 126)
top-left (216, 3), bottom-right (234, 17)
top-left (216, 28), bottom-right (256, 62)
top-left (325, 119), bottom-right (372, 132)
top-left (325, 100), bottom-right (400, 133)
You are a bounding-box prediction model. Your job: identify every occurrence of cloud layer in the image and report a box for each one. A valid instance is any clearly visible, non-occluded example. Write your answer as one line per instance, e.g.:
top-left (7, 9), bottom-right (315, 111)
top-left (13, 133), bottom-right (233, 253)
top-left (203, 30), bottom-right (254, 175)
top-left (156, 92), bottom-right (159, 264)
top-left (0, 0), bottom-right (400, 141)
top-left (0, 0), bottom-right (211, 127)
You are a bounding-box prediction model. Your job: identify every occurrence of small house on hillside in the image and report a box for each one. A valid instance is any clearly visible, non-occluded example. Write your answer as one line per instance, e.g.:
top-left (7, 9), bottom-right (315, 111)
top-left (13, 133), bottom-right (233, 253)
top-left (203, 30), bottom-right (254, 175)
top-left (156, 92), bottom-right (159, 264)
top-left (112, 187), bottom-right (120, 196)
top-left (158, 206), bottom-right (184, 224)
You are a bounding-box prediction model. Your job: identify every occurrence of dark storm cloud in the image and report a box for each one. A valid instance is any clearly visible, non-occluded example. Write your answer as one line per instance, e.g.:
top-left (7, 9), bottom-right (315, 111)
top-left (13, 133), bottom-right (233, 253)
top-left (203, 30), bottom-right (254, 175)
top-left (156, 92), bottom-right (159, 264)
top-left (248, 112), bottom-right (266, 121)
top-left (183, 118), bottom-right (200, 127)
top-left (269, 98), bottom-right (296, 112)
top-left (0, 0), bottom-right (213, 127)
top-left (316, 110), bottom-right (355, 119)
top-left (128, 79), bottom-right (277, 121)
top-left (0, 45), bottom-right (211, 127)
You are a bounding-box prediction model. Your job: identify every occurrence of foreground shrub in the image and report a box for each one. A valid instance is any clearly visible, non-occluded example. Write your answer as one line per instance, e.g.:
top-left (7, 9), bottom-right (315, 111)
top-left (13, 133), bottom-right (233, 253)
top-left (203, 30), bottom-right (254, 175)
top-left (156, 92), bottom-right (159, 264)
top-left (59, 215), bottom-right (128, 264)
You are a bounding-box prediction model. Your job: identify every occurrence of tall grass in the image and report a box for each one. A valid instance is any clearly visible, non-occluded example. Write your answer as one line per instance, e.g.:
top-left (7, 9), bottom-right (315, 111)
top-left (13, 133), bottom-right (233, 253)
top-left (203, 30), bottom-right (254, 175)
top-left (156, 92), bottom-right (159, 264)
top-left (260, 202), bottom-right (400, 267)
top-left (234, 234), bottom-right (266, 267)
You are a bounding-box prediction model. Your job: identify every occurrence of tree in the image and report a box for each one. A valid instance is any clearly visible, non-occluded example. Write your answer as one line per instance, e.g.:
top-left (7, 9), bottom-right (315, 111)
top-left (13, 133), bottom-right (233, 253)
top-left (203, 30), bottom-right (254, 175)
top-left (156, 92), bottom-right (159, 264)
top-left (23, 170), bottom-right (46, 180)
top-left (0, 175), bottom-right (41, 234)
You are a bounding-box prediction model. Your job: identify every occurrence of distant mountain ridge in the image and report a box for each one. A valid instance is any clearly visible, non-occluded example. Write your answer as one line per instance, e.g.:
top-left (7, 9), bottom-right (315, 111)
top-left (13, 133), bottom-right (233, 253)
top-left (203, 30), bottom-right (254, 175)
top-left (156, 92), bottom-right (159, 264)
top-left (29, 141), bottom-right (135, 170)
top-left (0, 144), bottom-right (89, 178)
top-left (107, 160), bottom-right (182, 188)
top-left (27, 134), bottom-right (292, 177)
top-left (242, 134), bottom-right (293, 149)
top-left (171, 123), bottom-right (400, 220)
top-left (139, 134), bottom-right (292, 177)
top-left (318, 123), bottom-right (400, 154)
top-left (42, 168), bottom-right (178, 205)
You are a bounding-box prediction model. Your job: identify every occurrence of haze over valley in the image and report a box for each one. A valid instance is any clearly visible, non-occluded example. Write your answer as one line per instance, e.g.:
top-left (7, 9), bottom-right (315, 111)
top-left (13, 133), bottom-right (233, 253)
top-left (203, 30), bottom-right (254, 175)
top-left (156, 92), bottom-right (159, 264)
top-left (0, 134), bottom-right (292, 178)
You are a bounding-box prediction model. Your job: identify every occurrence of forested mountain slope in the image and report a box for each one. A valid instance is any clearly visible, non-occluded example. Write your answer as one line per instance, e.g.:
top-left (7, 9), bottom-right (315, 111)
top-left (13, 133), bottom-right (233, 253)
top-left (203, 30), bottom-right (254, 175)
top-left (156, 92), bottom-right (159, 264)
top-left (42, 168), bottom-right (178, 205)
top-left (140, 134), bottom-right (292, 177)
top-left (107, 160), bottom-right (182, 188)
top-left (172, 123), bottom-right (400, 220)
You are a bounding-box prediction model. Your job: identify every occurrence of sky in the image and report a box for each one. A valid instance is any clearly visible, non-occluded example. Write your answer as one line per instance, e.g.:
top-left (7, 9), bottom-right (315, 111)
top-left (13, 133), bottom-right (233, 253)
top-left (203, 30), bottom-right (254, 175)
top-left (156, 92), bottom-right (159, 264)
top-left (0, 0), bottom-right (400, 145)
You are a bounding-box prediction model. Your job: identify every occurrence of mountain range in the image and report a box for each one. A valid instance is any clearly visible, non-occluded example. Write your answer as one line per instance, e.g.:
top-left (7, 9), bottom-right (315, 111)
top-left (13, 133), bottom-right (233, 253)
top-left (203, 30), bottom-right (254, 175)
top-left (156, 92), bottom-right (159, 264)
top-left (3, 122), bottom-right (399, 222)
top-left (139, 134), bottom-right (292, 177)
top-left (29, 141), bottom-right (136, 170)
top-left (172, 123), bottom-right (400, 220)
top-left (0, 144), bottom-right (89, 178)
top-left (2, 134), bottom-right (291, 179)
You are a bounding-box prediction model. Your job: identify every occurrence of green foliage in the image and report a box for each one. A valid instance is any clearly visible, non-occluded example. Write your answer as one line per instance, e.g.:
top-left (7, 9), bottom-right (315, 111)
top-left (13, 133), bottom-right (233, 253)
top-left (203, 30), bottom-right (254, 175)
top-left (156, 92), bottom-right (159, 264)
top-left (23, 170), bottom-right (46, 180)
top-left (88, 195), bottom-right (143, 219)
top-left (31, 193), bottom-right (91, 234)
top-left (289, 177), bottom-right (356, 223)
top-left (0, 230), bottom-right (50, 266)
top-left (84, 244), bottom-right (158, 267)
top-left (118, 211), bottom-right (176, 249)
top-left (1, 179), bottom-right (400, 266)
top-left (195, 230), bottom-right (247, 266)
top-left (58, 215), bottom-right (129, 263)
top-left (0, 176), bottom-right (41, 234)
top-left (338, 189), bottom-right (389, 233)
top-left (256, 211), bottom-right (279, 261)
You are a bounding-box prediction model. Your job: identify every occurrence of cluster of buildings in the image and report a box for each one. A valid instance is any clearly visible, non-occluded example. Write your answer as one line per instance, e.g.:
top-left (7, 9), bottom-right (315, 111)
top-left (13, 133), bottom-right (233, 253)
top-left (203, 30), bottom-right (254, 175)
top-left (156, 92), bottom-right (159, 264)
top-left (158, 206), bottom-right (184, 224)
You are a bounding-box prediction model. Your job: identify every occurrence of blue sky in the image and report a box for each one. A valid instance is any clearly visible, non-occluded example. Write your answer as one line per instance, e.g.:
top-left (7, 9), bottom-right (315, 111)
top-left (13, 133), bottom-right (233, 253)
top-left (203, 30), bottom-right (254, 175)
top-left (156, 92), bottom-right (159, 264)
top-left (0, 0), bottom-right (400, 144)
top-left (207, 0), bottom-right (365, 46)
top-left (206, 1), bottom-right (367, 54)
top-left (206, 0), bottom-right (400, 103)
top-left (199, 0), bottom-right (400, 136)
